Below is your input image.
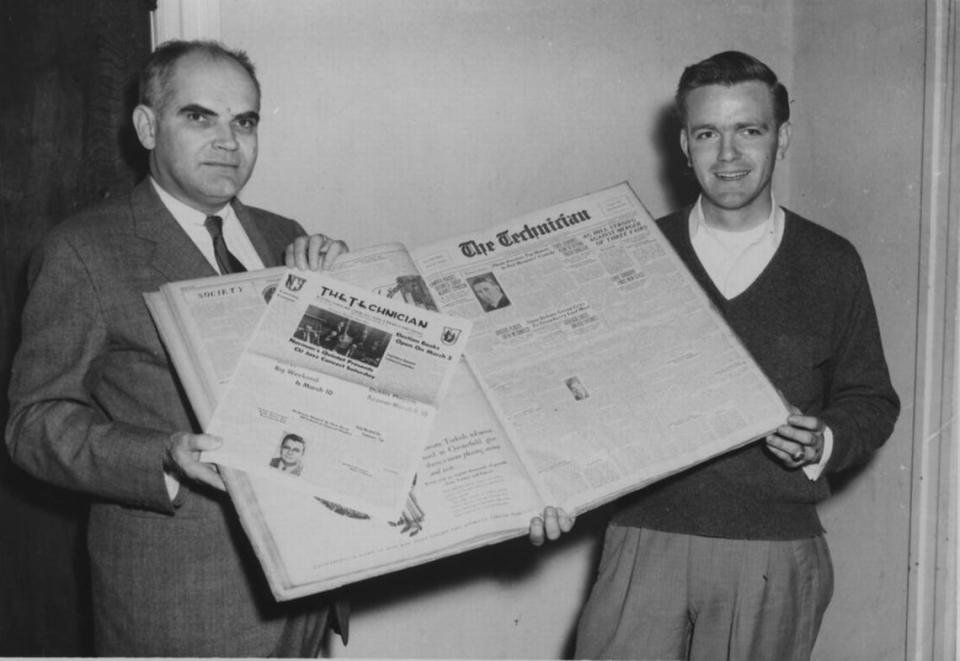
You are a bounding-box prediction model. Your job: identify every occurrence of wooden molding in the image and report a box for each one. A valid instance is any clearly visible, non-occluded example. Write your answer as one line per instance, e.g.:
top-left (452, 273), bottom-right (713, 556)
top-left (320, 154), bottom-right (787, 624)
top-left (151, 0), bottom-right (222, 46)
top-left (907, 1), bottom-right (959, 659)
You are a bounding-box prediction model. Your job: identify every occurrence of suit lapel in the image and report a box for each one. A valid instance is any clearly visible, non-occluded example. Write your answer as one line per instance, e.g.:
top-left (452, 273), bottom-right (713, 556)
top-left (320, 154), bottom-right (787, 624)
top-left (129, 180), bottom-right (288, 276)
top-left (130, 180), bottom-right (217, 282)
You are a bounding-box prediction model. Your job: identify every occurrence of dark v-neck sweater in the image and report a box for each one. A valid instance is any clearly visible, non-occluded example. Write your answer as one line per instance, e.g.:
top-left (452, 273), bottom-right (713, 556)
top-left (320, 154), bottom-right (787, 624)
top-left (614, 207), bottom-right (900, 540)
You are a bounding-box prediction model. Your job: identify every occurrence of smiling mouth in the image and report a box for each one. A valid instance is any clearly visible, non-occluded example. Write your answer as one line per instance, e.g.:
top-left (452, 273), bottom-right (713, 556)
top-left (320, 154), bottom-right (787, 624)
top-left (714, 170), bottom-right (749, 182)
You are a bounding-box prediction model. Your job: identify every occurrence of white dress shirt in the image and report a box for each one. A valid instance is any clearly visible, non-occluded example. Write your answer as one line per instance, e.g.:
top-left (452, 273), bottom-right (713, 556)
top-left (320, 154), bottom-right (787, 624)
top-left (150, 178), bottom-right (265, 272)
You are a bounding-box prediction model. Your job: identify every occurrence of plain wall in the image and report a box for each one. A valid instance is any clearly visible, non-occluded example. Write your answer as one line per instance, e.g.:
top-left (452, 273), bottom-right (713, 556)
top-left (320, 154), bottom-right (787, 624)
top-left (228, 0), bottom-right (794, 248)
top-left (213, 1), bottom-right (923, 658)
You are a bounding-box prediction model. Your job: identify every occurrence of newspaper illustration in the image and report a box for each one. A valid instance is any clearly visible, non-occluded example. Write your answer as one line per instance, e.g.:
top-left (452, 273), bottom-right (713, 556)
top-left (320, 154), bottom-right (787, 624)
top-left (202, 271), bottom-right (471, 518)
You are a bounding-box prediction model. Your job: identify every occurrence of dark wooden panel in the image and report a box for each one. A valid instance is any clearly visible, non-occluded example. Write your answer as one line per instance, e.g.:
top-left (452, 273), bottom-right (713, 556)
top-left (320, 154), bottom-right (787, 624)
top-left (0, 0), bottom-right (153, 654)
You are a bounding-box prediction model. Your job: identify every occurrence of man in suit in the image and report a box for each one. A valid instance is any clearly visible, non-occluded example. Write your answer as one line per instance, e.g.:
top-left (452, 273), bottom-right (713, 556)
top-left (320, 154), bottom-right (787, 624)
top-left (530, 51), bottom-right (898, 660)
top-left (6, 40), bottom-right (346, 656)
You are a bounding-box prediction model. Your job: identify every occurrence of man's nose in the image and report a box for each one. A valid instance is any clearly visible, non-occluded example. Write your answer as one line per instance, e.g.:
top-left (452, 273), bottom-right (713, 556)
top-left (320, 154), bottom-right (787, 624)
top-left (213, 122), bottom-right (239, 150)
top-left (718, 134), bottom-right (739, 161)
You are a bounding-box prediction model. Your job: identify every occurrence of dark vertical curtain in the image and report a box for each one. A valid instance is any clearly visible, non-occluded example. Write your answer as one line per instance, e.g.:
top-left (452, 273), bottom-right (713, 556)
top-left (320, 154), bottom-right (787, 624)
top-left (0, 1), bottom-right (153, 654)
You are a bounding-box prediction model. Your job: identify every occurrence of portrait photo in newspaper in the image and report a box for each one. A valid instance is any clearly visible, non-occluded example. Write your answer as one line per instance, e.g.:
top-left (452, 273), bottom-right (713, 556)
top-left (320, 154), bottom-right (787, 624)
top-left (468, 272), bottom-right (512, 312)
top-left (269, 433), bottom-right (306, 476)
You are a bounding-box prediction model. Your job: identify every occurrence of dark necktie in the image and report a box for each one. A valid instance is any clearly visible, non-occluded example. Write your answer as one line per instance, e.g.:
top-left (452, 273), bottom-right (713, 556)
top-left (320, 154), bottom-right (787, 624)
top-left (204, 215), bottom-right (246, 274)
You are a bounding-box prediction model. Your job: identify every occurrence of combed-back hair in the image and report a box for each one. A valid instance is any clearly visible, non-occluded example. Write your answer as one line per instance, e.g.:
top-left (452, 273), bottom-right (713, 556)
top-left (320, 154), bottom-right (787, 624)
top-left (675, 50), bottom-right (789, 126)
top-left (139, 39), bottom-right (260, 111)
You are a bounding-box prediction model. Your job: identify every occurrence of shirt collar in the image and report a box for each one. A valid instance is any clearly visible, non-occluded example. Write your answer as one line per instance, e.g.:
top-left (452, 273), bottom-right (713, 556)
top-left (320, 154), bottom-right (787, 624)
top-left (688, 194), bottom-right (783, 242)
top-left (149, 177), bottom-right (231, 227)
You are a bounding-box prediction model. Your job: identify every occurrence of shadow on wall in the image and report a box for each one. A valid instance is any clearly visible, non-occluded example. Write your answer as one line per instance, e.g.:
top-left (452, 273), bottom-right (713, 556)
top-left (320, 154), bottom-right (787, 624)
top-left (653, 102), bottom-right (700, 213)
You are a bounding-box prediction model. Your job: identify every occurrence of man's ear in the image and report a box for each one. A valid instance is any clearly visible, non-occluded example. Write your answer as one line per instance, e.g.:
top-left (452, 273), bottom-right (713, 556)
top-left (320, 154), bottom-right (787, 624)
top-left (776, 121), bottom-right (792, 160)
top-left (132, 105), bottom-right (157, 150)
top-left (679, 130), bottom-right (691, 167)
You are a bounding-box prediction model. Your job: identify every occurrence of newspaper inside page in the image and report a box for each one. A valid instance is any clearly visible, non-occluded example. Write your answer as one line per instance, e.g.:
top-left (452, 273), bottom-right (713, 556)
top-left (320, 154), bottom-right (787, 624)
top-left (410, 182), bottom-right (791, 515)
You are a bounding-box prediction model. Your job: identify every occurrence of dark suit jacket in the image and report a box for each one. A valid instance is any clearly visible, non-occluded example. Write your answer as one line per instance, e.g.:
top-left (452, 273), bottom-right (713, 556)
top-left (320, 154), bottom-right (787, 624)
top-left (5, 180), bottom-right (329, 656)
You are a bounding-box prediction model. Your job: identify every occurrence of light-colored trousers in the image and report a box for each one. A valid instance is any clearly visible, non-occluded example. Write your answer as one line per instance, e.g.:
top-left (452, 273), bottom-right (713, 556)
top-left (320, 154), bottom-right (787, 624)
top-left (575, 525), bottom-right (833, 661)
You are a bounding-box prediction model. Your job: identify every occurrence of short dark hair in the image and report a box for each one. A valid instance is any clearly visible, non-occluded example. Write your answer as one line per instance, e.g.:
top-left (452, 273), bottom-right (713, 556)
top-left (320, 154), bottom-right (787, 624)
top-left (675, 50), bottom-right (789, 126)
top-left (471, 274), bottom-right (499, 288)
top-left (138, 39), bottom-right (260, 111)
top-left (281, 433), bottom-right (304, 448)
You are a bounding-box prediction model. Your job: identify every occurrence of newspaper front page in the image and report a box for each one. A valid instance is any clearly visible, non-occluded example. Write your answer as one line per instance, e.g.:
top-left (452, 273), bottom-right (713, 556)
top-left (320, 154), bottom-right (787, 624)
top-left (412, 182), bottom-right (790, 514)
top-left (202, 271), bottom-right (471, 518)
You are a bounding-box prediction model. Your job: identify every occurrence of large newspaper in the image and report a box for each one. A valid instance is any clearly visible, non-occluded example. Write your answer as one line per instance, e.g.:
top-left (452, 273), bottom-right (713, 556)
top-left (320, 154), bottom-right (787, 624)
top-left (145, 182), bottom-right (791, 600)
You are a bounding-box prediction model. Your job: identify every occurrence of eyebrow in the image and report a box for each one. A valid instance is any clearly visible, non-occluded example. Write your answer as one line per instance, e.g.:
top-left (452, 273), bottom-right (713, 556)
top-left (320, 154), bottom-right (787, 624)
top-left (689, 120), bottom-right (771, 133)
top-left (177, 104), bottom-right (261, 123)
top-left (178, 103), bottom-right (216, 117)
top-left (234, 110), bottom-right (261, 123)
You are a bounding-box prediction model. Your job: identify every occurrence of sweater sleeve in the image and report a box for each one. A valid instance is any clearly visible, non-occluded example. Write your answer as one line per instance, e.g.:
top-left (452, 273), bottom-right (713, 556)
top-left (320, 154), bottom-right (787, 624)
top-left (819, 249), bottom-right (900, 473)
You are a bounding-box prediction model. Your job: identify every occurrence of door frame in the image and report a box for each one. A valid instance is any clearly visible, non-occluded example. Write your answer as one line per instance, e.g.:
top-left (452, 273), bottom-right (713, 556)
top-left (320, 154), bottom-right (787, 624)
top-left (908, 1), bottom-right (959, 659)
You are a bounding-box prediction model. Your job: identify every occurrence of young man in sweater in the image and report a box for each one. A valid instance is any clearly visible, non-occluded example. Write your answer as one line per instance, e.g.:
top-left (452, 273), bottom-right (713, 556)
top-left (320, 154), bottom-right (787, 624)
top-left (529, 50), bottom-right (899, 660)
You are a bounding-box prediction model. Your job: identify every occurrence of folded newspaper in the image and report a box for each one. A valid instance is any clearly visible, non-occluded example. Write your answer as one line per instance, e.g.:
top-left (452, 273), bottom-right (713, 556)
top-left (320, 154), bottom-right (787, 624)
top-left (201, 272), bottom-right (471, 518)
top-left (145, 182), bottom-right (791, 600)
